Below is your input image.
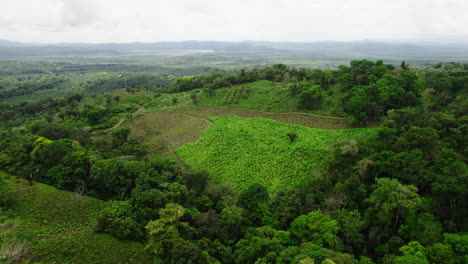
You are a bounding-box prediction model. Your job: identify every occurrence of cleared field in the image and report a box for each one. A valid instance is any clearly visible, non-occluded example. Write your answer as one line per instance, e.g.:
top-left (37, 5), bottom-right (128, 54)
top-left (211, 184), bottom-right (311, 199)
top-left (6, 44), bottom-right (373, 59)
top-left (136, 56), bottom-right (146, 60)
top-left (176, 116), bottom-right (374, 194)
top-left (157, 106), bottom-right (349, 129)
top-left (127, 105), bottom-right (349, 156)
top-left (128, 112), bottom-right (212, 155)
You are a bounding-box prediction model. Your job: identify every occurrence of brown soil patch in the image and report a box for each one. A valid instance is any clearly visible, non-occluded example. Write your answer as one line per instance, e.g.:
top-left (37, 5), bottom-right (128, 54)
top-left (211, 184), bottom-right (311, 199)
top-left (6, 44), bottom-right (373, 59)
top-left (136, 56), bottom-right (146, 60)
top-left (129, 106), bottom-right (349, 156)
top-left (129, 112), bottom-right (212, 155)
top-left (158, 106), bottom-right (349, 130)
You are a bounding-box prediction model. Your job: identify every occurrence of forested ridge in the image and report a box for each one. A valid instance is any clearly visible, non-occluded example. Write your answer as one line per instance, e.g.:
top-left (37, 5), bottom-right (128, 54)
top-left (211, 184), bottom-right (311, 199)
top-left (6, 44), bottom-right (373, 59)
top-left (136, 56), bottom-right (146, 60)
top-left (0, 60), bottom-right (466, 263)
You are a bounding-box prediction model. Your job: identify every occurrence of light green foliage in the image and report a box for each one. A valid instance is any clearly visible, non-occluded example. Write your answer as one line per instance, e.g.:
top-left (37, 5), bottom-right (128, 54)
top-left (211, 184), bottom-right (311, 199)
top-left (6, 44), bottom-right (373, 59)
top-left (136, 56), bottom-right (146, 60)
top-left (394, 241), bottom-right (429, 264)
top-left (176, 115), bottom-right (372, 193)
top-left (426, 243), bottom-right (456, 264)
top-left (276, 243), bottom-right (337, 264)
top-left (366, 178), bottom-right (421, 227)
top-left (197, 80), bottom-right (299, 112)
top-left (145, 203), bottom-right (195, 261)
top-left (443, 233), bottom-right (467, 264)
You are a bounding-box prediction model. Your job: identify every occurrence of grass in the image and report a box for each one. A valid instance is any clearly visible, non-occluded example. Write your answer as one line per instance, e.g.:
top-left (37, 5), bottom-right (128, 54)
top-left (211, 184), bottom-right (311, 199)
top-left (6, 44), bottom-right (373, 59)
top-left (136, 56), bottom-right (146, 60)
top-left (155, 107), bottom-right (349, 129)
top-left (143, 80), bottom-right (346, 118)
top-left (197, 80), bottom-right (298, 112)
top-left (126, 105), bottom-right (349, 156)
top-left (1, 171), bottom-right (151, 264)
top-left (176, 116), bottom-right (374, 194)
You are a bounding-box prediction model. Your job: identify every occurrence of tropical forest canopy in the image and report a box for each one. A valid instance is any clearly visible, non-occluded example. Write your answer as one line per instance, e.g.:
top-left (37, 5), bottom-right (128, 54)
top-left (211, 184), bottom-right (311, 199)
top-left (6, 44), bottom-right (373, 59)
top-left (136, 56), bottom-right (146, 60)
top-left (0, 56), bottom-right (466, 264)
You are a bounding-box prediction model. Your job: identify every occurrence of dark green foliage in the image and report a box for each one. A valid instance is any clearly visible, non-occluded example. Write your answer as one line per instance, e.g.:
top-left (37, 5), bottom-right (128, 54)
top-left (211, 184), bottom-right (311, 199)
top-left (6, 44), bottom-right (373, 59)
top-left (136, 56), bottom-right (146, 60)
top-left (270, 188), bottom-right (302, 229)
top-left (238, 183), bottom-right (271, 226)
top-left (89, 158), bottom-right (145, 200)
top-left (30, 120), bottom-right (71, 140)
top-left (287, 132), bottom-right (298, 142)
top-left (233, 226), bottom-right (290, 263)
top-left (0, 60), bottom-right (466, 264)
top-left (0, 77), bottom-right (67, 99)
top-left (400, 61), bottom-right (408, 70)
top-left (111, 127), bottom-right (131, 148)
top-left (31, 138), bottom-right (74, 168)
top-left (298, 86), bottom-right (323, 110)
top-left (0, 176), bottom-right (11, 206)
top-left (145, 203), bottom-right (200, 263)
top-left (96, 200), bottom-right (145, 240)
top-left (289, 210), bottom-right (342, 251)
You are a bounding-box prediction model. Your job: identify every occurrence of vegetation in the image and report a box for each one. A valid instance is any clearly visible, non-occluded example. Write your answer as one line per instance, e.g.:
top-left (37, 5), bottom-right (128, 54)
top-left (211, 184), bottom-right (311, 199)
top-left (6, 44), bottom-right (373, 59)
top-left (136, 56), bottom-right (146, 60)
top-left (0, 172), bottom-right (151, 263)
top-left (176, 115), bottom-right (373, 193)
top-left (0, 57), bottom-right (466, 264)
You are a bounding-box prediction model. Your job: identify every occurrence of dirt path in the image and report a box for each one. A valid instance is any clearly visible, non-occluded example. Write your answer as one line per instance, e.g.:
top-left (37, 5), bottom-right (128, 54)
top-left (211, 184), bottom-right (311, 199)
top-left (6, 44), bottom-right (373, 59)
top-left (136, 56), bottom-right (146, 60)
top-left (108, 105), bottom-right (144, 131)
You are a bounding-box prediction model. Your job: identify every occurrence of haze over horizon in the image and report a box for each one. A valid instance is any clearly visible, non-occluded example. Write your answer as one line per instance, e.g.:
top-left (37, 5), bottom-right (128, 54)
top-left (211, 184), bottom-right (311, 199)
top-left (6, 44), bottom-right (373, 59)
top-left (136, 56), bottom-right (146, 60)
top-left (1, 0), bottom-right (467, 44)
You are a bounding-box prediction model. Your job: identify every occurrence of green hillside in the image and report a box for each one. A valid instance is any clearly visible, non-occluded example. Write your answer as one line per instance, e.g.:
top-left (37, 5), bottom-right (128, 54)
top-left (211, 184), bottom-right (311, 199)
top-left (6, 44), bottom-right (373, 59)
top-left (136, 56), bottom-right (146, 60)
top-left (1, 172), bottom-right (150, 264)
top-left (197, 80), bottom-right (299, 112)
top-left (176, 116), bottom-right (374, 193)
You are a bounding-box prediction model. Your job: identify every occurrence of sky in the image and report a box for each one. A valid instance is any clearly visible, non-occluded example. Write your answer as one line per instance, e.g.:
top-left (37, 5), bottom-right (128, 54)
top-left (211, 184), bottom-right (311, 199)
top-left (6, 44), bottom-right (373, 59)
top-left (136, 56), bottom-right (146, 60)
top-left (1, 0), bottom-right (467, 43)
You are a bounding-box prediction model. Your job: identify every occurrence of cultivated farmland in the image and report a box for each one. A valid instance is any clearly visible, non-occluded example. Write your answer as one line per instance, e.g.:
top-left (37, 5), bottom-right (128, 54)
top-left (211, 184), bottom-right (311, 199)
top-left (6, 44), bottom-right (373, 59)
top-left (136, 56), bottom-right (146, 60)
top-left (176, 115), bottom-right (374, 194)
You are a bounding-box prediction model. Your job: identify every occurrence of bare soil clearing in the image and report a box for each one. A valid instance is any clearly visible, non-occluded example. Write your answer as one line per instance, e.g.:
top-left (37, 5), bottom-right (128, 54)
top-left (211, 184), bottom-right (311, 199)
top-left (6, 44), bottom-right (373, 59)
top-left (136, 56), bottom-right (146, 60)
top-left (127, 106), bottom-right (349, 156)
top-left (157, 106), bottom-right (349, 130)
top-left (129, 112), bottom-right (212, 155)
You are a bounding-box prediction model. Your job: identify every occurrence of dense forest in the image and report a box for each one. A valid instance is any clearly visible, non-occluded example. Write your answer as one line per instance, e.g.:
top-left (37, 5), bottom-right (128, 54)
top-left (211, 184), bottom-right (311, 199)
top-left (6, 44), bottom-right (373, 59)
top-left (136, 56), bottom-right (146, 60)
top-left (0, 59), bottom-right (466, 264)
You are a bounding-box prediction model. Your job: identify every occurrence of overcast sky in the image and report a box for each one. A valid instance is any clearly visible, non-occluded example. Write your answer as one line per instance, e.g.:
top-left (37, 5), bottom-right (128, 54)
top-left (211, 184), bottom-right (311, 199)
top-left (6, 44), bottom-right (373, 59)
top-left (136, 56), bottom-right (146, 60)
top-left (1, 0), bottom-right (467, 43)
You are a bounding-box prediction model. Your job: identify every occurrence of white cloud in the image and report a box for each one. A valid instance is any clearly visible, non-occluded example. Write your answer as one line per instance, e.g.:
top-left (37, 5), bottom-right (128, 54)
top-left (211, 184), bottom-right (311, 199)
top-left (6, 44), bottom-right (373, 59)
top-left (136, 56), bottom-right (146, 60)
top-left (0, 0), bottom-right (467, 43)
top-left (61, 0), bottom-right (98, 27)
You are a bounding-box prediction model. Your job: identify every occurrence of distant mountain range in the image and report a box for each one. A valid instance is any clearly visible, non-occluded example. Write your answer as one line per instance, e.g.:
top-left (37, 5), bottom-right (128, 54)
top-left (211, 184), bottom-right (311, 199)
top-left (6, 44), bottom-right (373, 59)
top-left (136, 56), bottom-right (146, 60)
top-left (0, 40), bottom-right (467, 57)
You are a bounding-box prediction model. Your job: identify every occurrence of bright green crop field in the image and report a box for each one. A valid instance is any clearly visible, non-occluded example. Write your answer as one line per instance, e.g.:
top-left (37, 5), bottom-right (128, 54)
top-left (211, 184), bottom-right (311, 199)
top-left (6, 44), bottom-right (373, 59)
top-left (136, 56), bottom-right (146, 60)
top-left (176, 116), bottom-right (374, 194)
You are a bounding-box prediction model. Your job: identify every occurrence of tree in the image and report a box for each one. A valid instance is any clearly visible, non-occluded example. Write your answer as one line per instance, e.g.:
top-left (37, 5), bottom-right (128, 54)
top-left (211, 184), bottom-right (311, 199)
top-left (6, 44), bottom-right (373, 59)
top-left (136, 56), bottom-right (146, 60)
top-left (238, 183), bottom-right (270, 226)
top-left (111, 127), bottom-right (131, 148)
top-left (195, 210), bottom-right (221, 239)
top-left (289, 210), bottom-right (342, 251)
top-left (30, 138), bottom-right (73, 169)
top-left (234, 226), bottom-right (289, 263)
top-left (400, 61), bottom-right (408, 70)
top-left (298, 87), bottom-right (323, 110)
top-left (442, 233), bottom-right (467, 264)
top-left (89, 159), bottom-right (145, 200)
top-left (220, 205), bottom-right (245, 242)
top-left (426, 243), bottom-right (456, 264)
top-left (270, 188), bottom-right (302, 229)
top-left (146, 203), bottom-right (195, 262)
top-left (339, 73), bottom-right (354, 91)
top-left (96, 200), bottom-right (145, 240)
top-left (334, 209), bottom-right (364, 253)
top-left (365, 178), bottom-right (421, 243)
